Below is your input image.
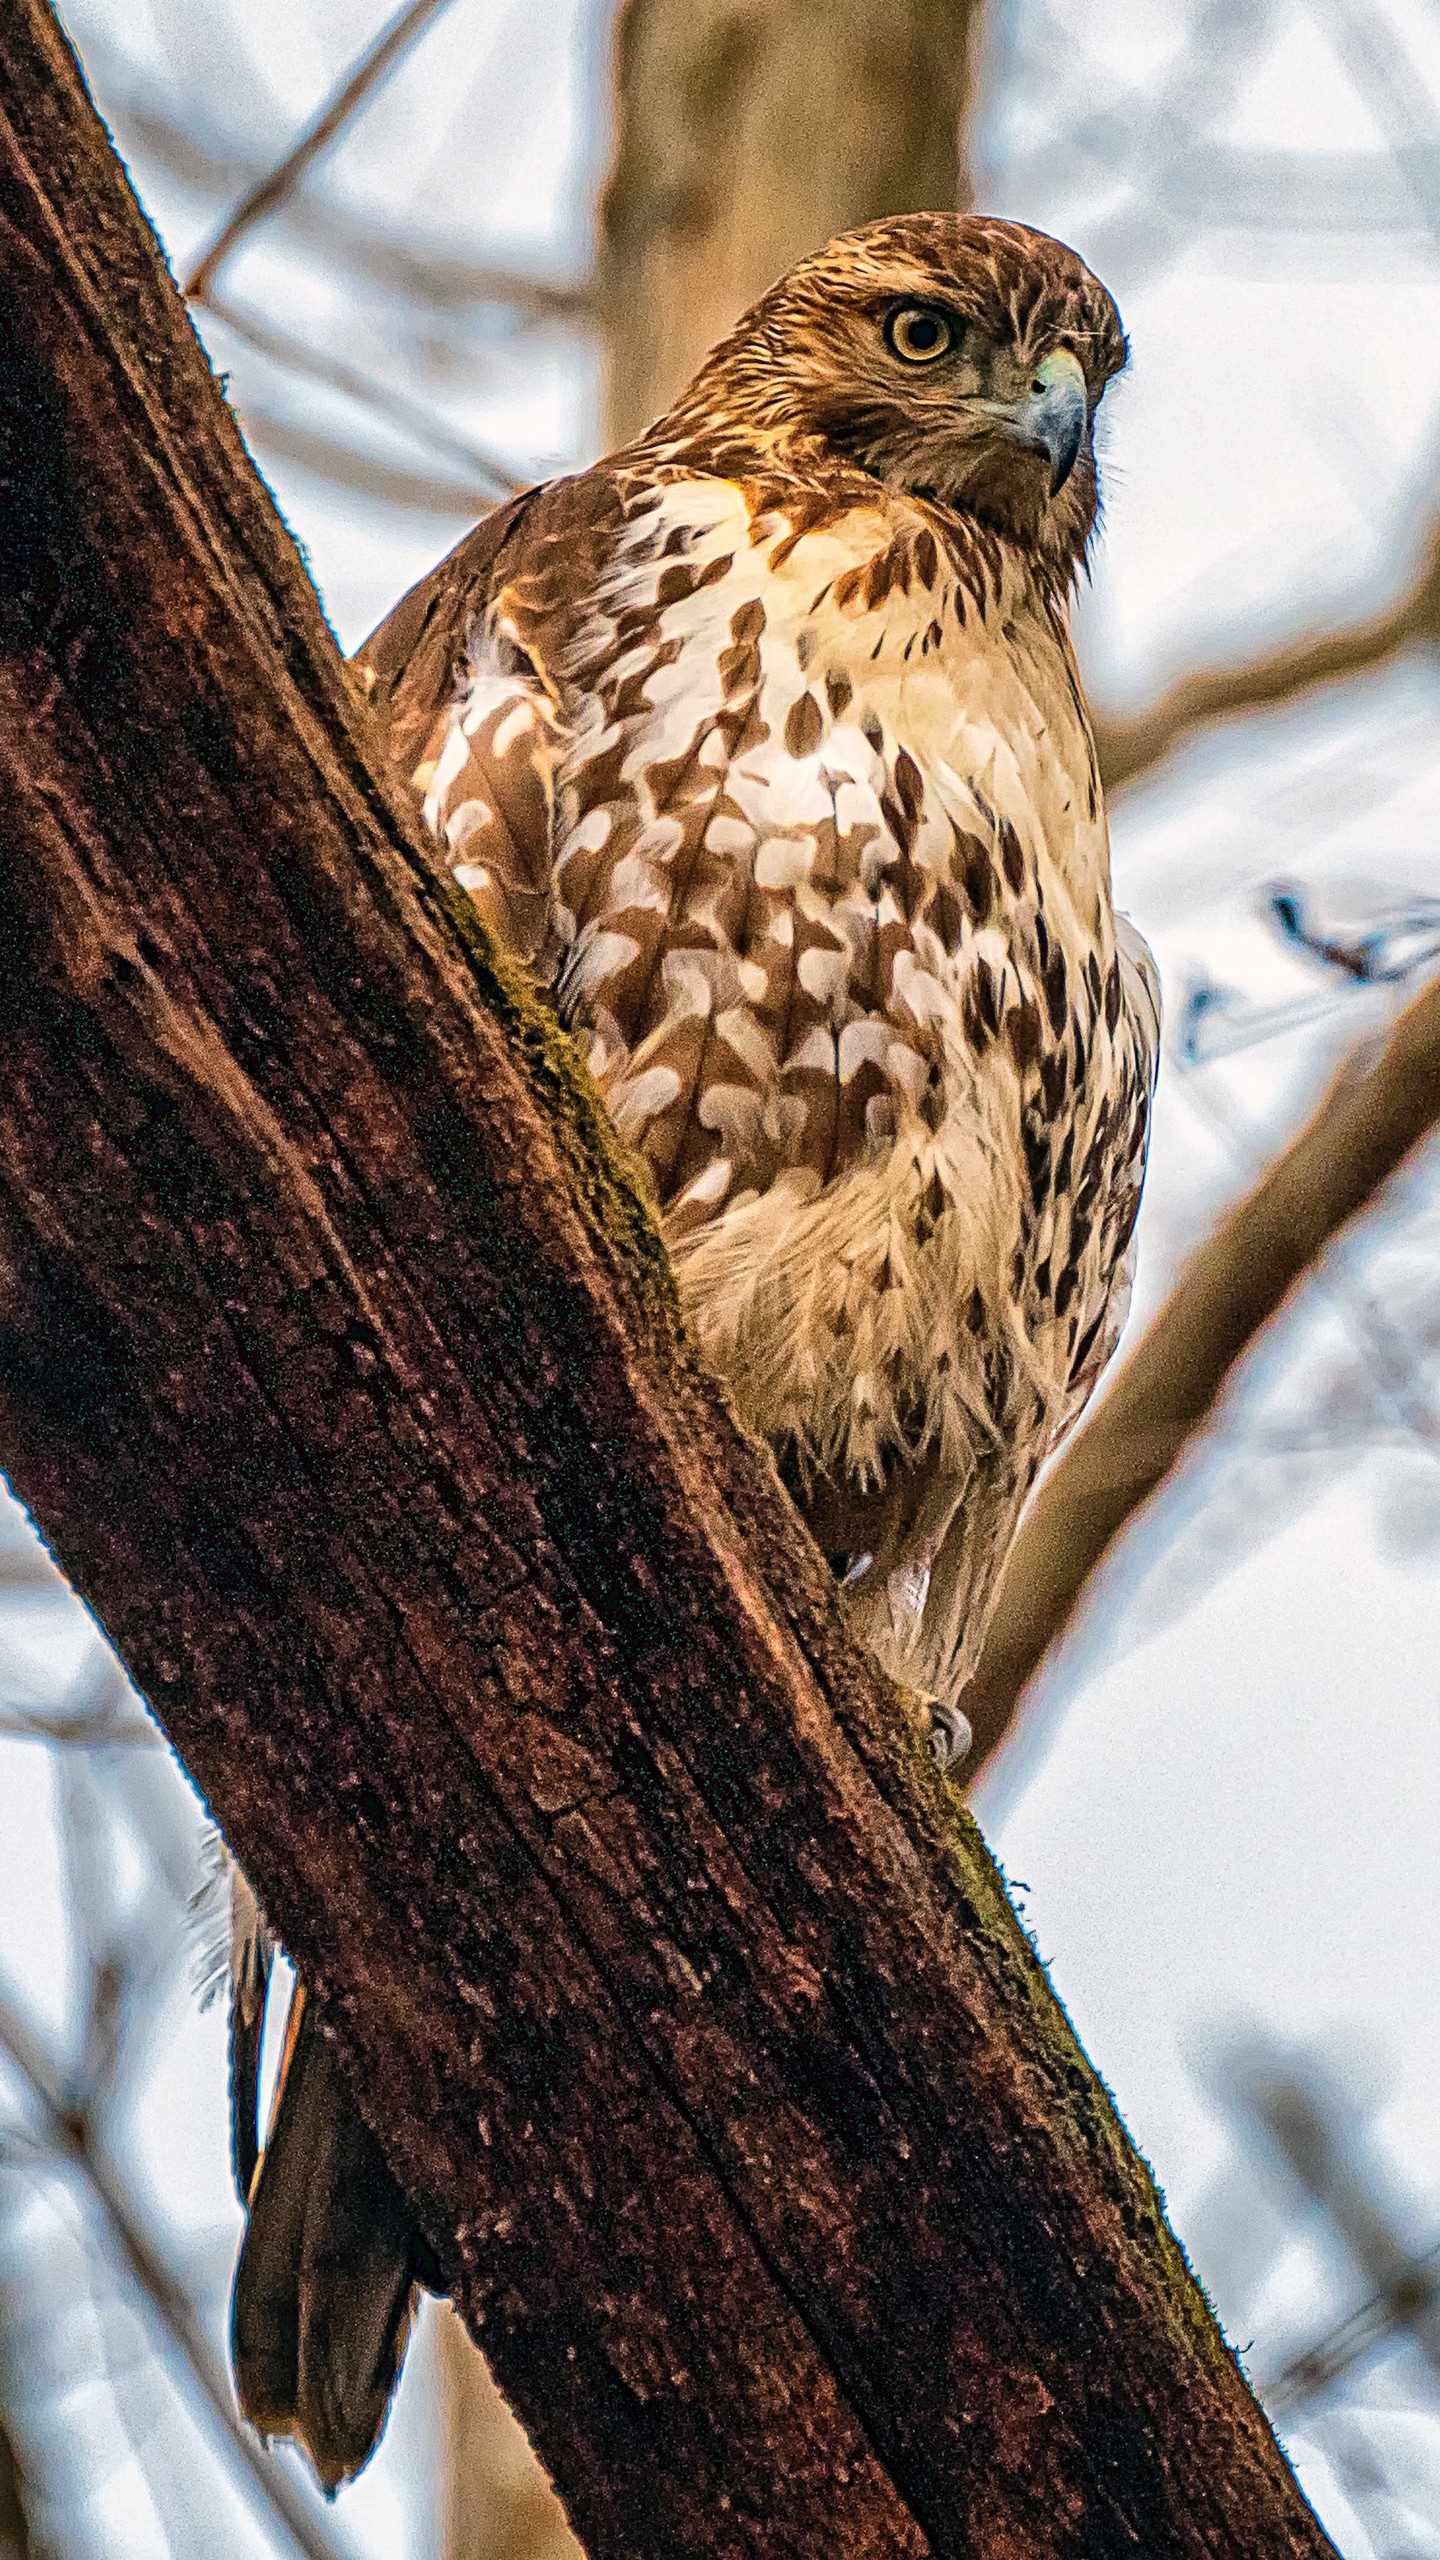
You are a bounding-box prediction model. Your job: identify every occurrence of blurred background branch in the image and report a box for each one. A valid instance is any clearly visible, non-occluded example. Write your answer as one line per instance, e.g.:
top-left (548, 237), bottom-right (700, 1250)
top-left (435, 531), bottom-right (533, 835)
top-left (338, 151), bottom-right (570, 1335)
top-left (1097, 518), bottom-right (1440, 797)
top-left (0, 2412), bottom-right (32, 2560)
top-left (434, 2309), bottom-right (578, 2560)
top-left (0, 1983), bottom-right (345, 2560)
top-left (597, 0), bottom-right (983, 438)
top-left (963, 960), bottom-right (1440, 1779)
top-left (185, 0), bottom-right (462, 302)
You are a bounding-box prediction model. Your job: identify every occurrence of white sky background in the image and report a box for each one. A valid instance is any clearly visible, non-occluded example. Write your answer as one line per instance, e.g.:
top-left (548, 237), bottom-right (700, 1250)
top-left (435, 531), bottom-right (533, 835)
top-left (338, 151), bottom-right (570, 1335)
top-left (1, 0), bottom-right (1439, 2552)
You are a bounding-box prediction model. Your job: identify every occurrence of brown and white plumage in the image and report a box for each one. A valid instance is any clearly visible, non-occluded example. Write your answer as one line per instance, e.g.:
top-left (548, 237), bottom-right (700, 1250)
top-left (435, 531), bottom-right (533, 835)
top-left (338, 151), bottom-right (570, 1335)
top-left (233, 210), bottom-right (1159, 2487)
top-left (363, 210), bottom-right (1157, 1707)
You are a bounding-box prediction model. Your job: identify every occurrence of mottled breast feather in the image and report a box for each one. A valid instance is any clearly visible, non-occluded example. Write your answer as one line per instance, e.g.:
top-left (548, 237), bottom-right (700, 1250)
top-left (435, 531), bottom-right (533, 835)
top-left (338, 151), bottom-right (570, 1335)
top-left (358, 224), bottom-right (1158, 1713)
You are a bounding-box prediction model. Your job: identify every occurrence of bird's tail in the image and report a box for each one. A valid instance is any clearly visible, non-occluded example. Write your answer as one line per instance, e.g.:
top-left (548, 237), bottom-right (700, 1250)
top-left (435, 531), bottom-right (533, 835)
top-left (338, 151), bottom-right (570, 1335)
top-left (231, 1964), bottom-right (435, 2493)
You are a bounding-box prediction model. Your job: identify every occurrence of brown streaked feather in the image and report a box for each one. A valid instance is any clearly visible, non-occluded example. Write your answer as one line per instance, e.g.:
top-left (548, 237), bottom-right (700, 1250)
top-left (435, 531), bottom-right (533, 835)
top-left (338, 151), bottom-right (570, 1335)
top-left (359, 471), bottom-right (635, 969)
top-left (354, 222), bottom-right (1156, 1710)
top-left (228, 1860), bottom-right (272, 2207)
top-left (359, 485), bottom-right (541, 775)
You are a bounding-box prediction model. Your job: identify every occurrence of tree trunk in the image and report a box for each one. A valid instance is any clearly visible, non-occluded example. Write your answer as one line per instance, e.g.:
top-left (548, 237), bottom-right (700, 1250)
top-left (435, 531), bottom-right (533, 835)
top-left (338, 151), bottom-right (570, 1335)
top-left (599, 0), bottom-right (982, 441)
top-left (0, 9), bottom-right (1336, 2556)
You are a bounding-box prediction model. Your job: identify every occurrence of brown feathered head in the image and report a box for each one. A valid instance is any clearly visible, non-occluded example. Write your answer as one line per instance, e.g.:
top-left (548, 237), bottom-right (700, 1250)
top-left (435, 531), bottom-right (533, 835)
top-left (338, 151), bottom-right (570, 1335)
top-left (655, 213), bottom-right (1127, 575)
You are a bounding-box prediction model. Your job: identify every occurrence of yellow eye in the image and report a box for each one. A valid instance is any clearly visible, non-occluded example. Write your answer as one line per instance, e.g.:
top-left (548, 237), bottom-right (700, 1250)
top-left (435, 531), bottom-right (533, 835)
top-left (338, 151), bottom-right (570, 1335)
top-left (884, 305), bottom-right (955, 364)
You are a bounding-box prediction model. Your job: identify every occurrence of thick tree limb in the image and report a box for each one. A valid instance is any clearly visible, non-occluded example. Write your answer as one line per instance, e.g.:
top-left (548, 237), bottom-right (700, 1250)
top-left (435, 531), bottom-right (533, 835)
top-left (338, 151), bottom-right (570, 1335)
top-left (0, 9), bottom-right (1336, 2555)
top-left (1095, 517), bottom-right (1440, 795)
top-left (963, 971), bottom-right (1440, 1779)
top-left (598, 0), bottom-right (982, 440)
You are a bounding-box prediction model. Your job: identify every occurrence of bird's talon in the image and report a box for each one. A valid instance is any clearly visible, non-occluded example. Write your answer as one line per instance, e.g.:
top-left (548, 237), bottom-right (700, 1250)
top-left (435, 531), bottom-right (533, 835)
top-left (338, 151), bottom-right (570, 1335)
top-left (925, 1698), bottom-right (973, 1771)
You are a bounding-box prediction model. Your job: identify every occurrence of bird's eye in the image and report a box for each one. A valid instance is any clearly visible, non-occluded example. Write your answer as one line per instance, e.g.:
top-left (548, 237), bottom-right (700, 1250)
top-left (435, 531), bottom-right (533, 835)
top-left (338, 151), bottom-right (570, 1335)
top-left (884, 305), bottom-right (955, 365)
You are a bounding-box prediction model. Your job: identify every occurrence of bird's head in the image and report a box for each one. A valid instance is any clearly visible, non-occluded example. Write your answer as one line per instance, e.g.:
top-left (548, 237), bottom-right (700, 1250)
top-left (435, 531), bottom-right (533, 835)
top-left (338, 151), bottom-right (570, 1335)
top-left (664, 213), bottom-right (1127, 577)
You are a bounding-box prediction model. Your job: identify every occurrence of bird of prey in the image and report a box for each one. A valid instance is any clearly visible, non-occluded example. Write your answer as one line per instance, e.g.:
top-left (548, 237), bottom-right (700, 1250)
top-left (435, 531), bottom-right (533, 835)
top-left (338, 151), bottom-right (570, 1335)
top-left (228, 210), bottom-right (1159, 2491)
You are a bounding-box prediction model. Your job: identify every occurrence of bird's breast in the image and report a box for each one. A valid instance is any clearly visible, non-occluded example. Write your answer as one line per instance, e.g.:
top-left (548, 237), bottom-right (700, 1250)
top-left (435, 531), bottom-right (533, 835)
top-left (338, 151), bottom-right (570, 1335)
top-left (539, 470), bottom-right (1154, 1533)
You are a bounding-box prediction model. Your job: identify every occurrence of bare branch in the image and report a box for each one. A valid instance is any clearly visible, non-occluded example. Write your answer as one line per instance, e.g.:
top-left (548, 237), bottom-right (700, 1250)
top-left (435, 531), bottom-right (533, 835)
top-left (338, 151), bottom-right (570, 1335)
top-left (1229, 2052), bottom-right (1440, 2412)
top-left (0, 1983), bottom-right (344, 2560)
top-left (0, 1703), bottom-right (162, 1746)
top-left (237, 403), bottom-right (497, 521)
top-left (1095, 519), bottom-right (1440, 795)
top-left (0, 2409), bottom-right (30, 2560)
top-left (93, 94), bottom-right (591, 320)
top-left (184, 0), bottom-right (461, 304)
top-left (437, 2307), bottom-right (581, 2560)
top-left (963, 967), bottom-right (1440, 1779)
top-left (205, 292), bottom-right (526, 497)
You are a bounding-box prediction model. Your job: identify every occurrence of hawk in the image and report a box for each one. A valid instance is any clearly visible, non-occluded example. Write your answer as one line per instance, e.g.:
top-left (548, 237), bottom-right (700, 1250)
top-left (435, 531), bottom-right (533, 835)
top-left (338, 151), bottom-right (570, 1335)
top-left (227, 211), bottom-right (1159, 2489)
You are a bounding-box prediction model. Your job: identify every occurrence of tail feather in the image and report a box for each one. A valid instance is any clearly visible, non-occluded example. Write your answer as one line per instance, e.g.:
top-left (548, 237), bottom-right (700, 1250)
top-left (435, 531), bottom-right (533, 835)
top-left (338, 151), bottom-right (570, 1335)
top-left (228, 1862), bottom-right (272, 2207)
top-left (232, 1984), bottom-right (427, 2493)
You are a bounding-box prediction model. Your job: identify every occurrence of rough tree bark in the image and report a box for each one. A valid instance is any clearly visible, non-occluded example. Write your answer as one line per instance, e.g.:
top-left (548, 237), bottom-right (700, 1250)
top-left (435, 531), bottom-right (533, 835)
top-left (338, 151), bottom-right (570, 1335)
top-left (0, 10), bottom-right (1335, 2557)
top-left (598, 0), bottom-right (982, 441)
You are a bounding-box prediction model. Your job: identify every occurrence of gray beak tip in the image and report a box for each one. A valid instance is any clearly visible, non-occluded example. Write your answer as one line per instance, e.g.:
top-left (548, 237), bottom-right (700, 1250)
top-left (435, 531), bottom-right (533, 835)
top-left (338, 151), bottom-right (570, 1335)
top-left (1017, 351), bottom-right (1089, 498)
top-left (1047, 412), bottom-right (1084, 495)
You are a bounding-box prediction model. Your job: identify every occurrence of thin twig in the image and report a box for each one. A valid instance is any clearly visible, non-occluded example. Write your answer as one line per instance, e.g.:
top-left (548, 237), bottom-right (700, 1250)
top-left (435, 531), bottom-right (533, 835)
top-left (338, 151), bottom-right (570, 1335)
top-left (239, 403), bottom-right (497, 519)
top-left (95, 95), bottom-right (590, 318)
top-left (1229, 2057), bottom-right (1440, 2413)
top-left (0, 1982), bottom-right (344, 2560)
top-left (205, 292), bottom-right (526, 496)
top-left (0, 1706), bottom-right (159, 1746)
top-left (185, 0), bottom-right (461, 303)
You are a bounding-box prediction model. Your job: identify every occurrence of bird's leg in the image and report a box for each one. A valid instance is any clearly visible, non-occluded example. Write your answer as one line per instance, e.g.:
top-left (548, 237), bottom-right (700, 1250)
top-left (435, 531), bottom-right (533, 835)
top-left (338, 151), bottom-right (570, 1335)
top-left (926, 1696), bottom-right (973, 1770)
top-left (894, 1683), bottom-right (972, 1772)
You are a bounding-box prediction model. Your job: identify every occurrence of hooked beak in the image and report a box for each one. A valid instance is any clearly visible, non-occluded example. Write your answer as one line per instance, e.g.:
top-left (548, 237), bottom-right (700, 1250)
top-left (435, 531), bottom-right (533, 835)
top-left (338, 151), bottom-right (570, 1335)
top-left (997, 347), bottom-right (1089, 495)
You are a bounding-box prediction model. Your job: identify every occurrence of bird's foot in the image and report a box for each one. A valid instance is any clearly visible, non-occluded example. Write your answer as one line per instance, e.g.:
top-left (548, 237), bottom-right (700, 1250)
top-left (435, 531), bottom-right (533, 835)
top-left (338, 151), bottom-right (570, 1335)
top-left (923, 1695), bottom-right (973, 1772)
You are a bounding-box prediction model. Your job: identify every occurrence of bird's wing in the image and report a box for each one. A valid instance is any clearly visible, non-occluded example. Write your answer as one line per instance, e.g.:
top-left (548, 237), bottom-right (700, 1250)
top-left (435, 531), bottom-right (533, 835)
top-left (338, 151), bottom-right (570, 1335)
top-left (362, 466), bottom-right (1070, 1247)
top-left (357, 472), bottom-right (630, 965)
top-left (1070, 905), bottom-right (1160, 1397)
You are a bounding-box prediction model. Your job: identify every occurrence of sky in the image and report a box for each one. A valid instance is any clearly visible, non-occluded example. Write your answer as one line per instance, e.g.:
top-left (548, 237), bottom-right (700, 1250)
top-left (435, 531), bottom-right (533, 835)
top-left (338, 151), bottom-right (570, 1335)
top-left (5, 2), bottom-right (1440, 2553)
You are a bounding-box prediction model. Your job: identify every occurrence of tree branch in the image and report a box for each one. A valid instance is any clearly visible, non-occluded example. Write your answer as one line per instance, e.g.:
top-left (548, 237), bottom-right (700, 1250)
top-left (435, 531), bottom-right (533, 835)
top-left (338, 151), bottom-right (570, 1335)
top-left (89, 84), bottom-right (591, 317)
top-left (1095, 517), bottom-right (1440, 795)
top-left (203, 291), bottom-right (525, 497)
top-left (0, 1983), bottom-right (343, 2560)
top-left (0, 8), bottom-right (1337, 2553)
top-left (436, 2305), bottom-right (580, 2560)
top-left (184, 0), bottom-right (461, 303)
top-left (232, 404), bottom-right (500, 523)
top-left (0, 2408), bottom-right (30, 2560)
top-left (962, 970), bottom-right (1440, 1780)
